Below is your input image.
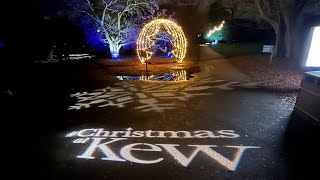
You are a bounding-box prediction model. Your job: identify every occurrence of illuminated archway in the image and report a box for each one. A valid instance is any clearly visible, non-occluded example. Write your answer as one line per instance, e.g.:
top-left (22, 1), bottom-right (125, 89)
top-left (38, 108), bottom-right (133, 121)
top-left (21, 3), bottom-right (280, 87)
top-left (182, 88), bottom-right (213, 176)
top-left (137, 19), bottom-right (187, 64)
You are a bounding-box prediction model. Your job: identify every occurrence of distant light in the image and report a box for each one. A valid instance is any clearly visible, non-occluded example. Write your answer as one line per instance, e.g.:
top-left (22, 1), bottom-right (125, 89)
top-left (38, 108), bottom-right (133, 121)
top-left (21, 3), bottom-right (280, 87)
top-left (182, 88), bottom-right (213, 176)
top-left (0, 42), bottom-right (4, 47)
top-left (97, 29), bottom-right (101, 33)
top-left (205, 43), bottom-right (210, 45)
top-left (306, 26), bottom-right (320, 67)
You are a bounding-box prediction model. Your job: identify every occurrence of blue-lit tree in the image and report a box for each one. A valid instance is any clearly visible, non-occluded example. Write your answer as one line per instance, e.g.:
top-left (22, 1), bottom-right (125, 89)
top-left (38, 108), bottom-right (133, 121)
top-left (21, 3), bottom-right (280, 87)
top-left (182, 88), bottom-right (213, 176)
top-left (206, 28), bottom-right (225, 44)
top-left (67, 0), bottom-right (162, 59)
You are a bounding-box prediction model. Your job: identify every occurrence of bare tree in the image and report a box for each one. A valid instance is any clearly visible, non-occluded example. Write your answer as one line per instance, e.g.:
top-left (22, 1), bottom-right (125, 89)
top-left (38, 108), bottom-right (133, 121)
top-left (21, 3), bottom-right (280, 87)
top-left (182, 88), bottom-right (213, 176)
top-left (169, 0), bottom-right (199, 6)
top-left (220, 0), bottom-right (255, 19)
top-left (280, 0), bottom-right (320, 60)
top-left (208, 0), bottom-right (256, 24)
top-left (255, 0), bottom-right (283, 57)
top-left (66, 0), bottom-right (162, 59)
top-left (255, 0), bottom-right (320, 61)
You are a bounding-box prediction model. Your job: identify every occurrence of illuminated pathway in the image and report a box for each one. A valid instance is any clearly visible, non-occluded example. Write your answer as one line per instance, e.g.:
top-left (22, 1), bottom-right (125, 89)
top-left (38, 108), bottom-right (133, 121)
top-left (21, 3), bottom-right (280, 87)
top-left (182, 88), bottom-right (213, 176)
top-left (16, 49), bottom-right (320, 180)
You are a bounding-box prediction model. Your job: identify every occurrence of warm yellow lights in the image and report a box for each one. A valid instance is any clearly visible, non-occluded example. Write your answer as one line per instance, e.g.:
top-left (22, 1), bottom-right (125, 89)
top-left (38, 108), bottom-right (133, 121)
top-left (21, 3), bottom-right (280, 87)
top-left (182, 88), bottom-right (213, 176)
top-left (207, 21), bottom-right (225, 38)
top-left (137, 19), bottom-right (187, 64)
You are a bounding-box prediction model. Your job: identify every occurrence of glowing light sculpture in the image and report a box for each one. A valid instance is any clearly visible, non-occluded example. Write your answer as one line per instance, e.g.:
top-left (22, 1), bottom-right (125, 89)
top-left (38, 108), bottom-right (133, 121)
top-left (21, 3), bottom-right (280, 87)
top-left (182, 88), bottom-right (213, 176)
top-left (207, 21), bottom-right (225, 38)
top-left (137, 19), bottom-right (187, 64)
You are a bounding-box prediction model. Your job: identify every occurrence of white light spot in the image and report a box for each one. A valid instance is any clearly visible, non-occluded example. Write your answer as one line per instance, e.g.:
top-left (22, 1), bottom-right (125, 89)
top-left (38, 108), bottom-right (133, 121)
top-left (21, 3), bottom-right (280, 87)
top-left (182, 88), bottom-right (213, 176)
top-left (306, 26), bottom-right (320, 67)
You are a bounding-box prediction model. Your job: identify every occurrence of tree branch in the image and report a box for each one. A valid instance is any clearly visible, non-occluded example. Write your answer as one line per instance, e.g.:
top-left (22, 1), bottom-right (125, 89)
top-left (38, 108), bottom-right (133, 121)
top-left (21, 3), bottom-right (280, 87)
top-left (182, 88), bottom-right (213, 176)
top-left (85, 0), bottom-right (94, 11)
top-left (102, 0), bottom-right (117, 22)
top-left (119, 41), bottom-right (136, 48)
top-left (81, 11), bottom-right (100, 23)
top-left (254, 0), bottom-right (279, 29)
top-left (297, 0), bottom-right (310, 12)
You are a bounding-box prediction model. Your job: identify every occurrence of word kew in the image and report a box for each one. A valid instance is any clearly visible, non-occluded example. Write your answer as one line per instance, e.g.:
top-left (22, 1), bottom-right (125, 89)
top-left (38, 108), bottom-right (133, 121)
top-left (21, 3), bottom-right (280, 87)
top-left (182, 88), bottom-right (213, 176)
top-left (66, 128), bottom-right (259, 171)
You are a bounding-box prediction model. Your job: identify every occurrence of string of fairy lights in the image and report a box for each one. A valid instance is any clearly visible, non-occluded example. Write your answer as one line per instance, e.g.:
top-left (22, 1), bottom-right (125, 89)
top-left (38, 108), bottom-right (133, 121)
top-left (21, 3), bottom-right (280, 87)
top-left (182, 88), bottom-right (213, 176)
top-left (207, 21), bottom-right (225, 38)
top-left (137, 19), bottom-right (187, 64)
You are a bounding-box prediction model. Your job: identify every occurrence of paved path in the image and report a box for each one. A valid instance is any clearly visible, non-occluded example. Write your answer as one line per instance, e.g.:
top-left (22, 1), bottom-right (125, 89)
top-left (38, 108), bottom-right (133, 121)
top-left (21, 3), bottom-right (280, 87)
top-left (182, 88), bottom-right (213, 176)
top-left (199, 45), bottom-right (224, 60)
top-left (5, 49), bottom-right (319, 180)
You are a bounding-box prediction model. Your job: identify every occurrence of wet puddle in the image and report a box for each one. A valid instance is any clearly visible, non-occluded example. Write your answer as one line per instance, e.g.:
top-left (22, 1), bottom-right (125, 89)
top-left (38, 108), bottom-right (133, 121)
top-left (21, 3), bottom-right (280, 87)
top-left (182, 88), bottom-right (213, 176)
top-left (116, 69), bottom-right (191, 81)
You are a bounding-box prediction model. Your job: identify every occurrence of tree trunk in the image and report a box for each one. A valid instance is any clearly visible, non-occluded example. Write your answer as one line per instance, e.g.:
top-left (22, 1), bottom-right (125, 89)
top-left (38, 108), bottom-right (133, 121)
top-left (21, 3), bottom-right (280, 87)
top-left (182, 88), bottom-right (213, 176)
top-left (283, 15), bottom-right (306, 64)
top-left (282, 16), bottom-right (297, 60)
top-left (272, 16), bottom-right (286, 59)
top-left (292, 16), bottom-right (307, 65)
top-left (280, 0), bottom-right (299, 60)
top-left (109, 43), bottom-right (120, 59)
top-left (284, 25), bottom-right (293, 59)
top-left (274, 27), bottom-right (287, 58)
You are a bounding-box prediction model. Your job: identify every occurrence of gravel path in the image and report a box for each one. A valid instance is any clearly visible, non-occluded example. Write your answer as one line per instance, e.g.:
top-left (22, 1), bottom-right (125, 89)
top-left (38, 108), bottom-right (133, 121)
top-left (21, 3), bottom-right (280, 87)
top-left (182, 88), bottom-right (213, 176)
top-left (229, 55), bottom-right (304, 105)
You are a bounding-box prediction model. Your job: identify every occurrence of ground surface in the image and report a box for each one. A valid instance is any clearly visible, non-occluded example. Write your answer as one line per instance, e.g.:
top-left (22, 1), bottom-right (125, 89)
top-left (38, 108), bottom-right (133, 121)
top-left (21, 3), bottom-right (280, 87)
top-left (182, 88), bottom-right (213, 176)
top-left (229, 55), bottom-right (304, 91)
top-left (3, 46), bottom-right (319, 180)
top-left (211, 43), bottom-right (263, 58)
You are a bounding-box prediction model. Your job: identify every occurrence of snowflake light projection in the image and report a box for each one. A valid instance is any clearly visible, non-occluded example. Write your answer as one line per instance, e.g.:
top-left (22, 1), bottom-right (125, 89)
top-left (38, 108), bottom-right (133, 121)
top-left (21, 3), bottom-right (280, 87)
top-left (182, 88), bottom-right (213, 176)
top-left (68, 76), bottom-right (258, 113)
top-left (137, 19), bottom-right (187, 64)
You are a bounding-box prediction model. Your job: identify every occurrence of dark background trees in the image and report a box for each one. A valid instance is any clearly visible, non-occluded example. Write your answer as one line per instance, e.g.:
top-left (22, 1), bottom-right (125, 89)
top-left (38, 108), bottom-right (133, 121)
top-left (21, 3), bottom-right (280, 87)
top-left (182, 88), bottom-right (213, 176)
top-left (255, 0), bottom-right (320, 63)
top-left (171, 0), bottom-right (320, 64)
top-left (1, 0), bottom-right (319, 66)
top-left (207, 0), bottom-right (274, 43)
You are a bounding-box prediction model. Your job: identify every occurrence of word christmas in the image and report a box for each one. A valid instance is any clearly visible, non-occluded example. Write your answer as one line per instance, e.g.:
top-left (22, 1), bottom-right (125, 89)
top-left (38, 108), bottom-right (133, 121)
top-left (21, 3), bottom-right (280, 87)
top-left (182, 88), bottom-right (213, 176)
top-left (66, 128), bottom-right (259, 171)
top-left (67, 128), bottom-right (240, 139)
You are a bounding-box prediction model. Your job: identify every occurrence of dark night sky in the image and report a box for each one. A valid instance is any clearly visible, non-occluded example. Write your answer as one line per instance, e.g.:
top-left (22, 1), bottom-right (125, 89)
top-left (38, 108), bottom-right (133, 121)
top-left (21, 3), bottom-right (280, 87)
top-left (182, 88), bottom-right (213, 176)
top-left (33, 0), bottom-right (65, 16)
top-left (0, 0), bottom-right (73, 55)
top-left (0, 0), bottom-right (64, 19)
top-left (0, 0), bottom-right (64, 28)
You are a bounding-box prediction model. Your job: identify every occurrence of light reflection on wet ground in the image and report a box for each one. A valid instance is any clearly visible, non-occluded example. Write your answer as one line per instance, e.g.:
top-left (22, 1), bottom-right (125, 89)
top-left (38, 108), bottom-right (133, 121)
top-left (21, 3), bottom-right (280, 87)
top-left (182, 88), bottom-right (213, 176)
top-left (116, 69), bottom-right (189, 81)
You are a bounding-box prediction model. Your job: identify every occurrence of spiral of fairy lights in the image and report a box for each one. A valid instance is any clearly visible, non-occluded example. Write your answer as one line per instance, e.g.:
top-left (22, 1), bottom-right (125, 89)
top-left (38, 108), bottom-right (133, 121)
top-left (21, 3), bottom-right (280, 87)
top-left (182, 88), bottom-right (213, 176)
top-left (137, 19), bottom-right (187, 64)
top-left (207, 21), bottom-right (225, 38)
